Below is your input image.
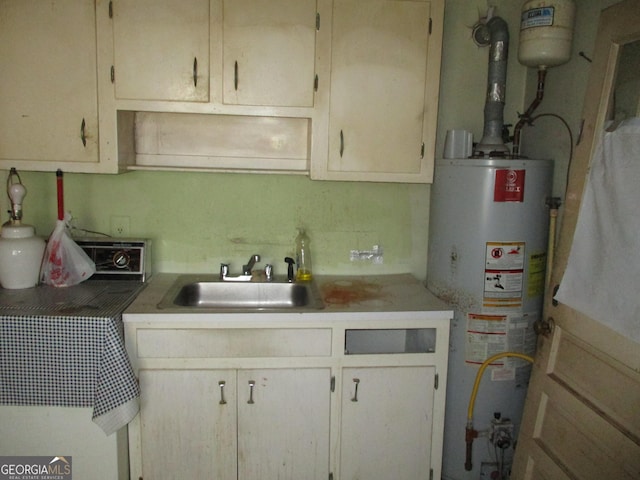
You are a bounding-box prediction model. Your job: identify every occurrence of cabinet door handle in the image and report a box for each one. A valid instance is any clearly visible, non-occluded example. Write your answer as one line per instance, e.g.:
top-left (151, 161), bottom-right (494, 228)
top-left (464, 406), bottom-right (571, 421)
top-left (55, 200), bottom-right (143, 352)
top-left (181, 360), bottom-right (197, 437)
top-left (234, 61), bottom-right (239, 90)
top-left (351, 378), bottom-right (360, 402)
top-left (193, 57), bottom-right (198, 87)
top-left (218, 381), bottom-right (227, 405)
top-left (339, 130), bottom-right (344, 157)
top-left (80, 118), bottom-right (87, 147)
top-left (247, 380), bottom-right (255, 404)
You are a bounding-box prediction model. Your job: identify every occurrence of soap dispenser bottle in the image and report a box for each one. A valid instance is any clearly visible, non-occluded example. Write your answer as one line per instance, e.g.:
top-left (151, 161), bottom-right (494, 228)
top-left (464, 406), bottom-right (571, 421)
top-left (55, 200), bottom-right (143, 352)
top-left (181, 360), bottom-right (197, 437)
top-left (295, 228), bottom-right (312, 281)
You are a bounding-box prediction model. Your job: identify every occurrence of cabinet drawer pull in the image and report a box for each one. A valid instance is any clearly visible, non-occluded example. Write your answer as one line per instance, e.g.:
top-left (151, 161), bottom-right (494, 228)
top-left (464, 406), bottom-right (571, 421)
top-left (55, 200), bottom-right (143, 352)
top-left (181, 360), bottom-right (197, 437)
top-left (193, 57), bottom-right (198, 87)
top-left (234, 61), bottom-right (239, 90)
top-left (339, 130), bottom-right (344, 157)
top-left (218, 380), bottom-right (227, 405)
top-left (247, 379), bottom-right (255, 404)
top-left (80, 118), bottom-right (87, 147)
top-left (351, 378), bottom-right (360, 402)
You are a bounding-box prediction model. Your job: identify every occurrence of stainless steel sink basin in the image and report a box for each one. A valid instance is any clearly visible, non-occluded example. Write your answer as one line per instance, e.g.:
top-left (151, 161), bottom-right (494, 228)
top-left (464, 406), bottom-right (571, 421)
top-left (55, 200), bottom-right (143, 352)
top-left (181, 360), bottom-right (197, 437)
top-left (157, 275), bottom-right (325, 310)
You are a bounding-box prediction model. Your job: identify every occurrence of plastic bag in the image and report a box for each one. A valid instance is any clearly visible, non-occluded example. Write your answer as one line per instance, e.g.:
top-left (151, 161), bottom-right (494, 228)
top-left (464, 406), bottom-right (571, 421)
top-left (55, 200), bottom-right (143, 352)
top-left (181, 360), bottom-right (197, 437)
top-left (41, 212), bottom-right (96, 287)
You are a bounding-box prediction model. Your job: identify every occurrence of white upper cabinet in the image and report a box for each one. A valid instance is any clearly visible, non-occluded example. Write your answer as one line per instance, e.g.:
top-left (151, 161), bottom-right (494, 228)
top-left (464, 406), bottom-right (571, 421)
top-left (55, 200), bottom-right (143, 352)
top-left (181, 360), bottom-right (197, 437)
top-left (312, 0), bottom-right (444, 183)
top-left (111, 0), bottom-right (211, 102)
top-left (0, 0), bottom-right (105, 172)
top-left (110, 0), bottom-right (318, 108)
top-left (106, 0), bottom-right (324, 173)
top-left (0, 0), bottom-right (443, 179)
top-left (222, 0), bottom-right (318, 107)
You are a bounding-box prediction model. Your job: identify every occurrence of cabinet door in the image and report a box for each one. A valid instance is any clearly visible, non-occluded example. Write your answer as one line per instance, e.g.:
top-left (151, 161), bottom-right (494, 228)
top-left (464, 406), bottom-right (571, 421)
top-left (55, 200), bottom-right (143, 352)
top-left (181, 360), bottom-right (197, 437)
top-left (341, 366), bottom-right (436, 480)
top-left (237, 368), bottom-right (331, 480)
top-left (112, 0), bottom-right (210, 102)
top-left (0, 0), bottom-right (98, 166)
top-left (137, 369), bottom-right (237, 480)
top-left (323, 0), bottom-right (442, 182)
top-left (222, 0), bottom-right (317, 107)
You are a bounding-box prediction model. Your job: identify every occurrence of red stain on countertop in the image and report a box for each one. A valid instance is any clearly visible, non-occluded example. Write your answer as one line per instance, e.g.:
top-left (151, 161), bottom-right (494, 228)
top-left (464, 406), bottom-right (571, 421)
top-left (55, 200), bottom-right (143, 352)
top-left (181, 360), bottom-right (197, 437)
top-left (321, 280), bottom-right (386, 305)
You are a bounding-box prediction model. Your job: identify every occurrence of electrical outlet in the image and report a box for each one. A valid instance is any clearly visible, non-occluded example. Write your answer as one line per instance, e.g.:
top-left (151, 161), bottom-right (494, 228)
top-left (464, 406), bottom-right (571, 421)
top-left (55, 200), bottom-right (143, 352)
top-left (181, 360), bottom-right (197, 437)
top-left (110, 216), bottom-right (130, 237)
top-left (349, 245), bottom-right (384, 263)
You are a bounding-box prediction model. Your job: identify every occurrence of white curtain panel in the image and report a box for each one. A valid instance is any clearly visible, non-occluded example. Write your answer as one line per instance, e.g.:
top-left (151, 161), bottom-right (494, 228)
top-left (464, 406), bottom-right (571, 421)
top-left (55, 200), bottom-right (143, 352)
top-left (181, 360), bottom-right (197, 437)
top-left (555, 117), bottom-right (640, 344)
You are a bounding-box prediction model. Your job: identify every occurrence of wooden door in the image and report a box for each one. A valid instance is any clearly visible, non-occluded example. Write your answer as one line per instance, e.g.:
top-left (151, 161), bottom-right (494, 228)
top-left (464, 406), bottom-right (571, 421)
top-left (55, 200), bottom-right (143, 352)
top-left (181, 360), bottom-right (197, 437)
top-left (512, 1), bottom-right (640, 478)
top-left (340, 366), bottom-right (436, 480)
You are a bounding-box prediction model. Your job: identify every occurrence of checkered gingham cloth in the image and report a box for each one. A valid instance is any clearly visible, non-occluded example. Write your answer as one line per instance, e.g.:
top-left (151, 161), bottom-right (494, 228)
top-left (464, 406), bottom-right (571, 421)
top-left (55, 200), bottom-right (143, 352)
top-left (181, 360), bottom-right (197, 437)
top-left (0, 283), bottom-right (142, 433)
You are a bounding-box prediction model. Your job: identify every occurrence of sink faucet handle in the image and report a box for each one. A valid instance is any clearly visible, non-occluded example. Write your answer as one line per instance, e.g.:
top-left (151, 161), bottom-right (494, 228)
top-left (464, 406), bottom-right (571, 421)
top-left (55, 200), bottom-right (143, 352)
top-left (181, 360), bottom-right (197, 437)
top-left (284, 257), bottom-right (295, 283)
top-left (220, 263), bottom-right (229, 279)
top-left (264, 264), bottom-right (273, 282)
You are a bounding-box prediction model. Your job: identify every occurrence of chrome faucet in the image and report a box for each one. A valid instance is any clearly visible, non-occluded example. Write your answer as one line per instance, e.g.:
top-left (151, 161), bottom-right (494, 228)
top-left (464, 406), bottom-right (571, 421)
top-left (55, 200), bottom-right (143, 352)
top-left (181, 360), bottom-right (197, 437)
top-left (243, 254), bottom-right (260, 275)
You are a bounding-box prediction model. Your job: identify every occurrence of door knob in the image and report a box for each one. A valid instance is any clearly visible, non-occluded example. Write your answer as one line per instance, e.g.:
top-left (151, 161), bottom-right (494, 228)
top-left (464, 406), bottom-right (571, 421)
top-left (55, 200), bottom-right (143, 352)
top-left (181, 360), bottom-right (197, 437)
top-left (534, 317), bottom-right (555, 337)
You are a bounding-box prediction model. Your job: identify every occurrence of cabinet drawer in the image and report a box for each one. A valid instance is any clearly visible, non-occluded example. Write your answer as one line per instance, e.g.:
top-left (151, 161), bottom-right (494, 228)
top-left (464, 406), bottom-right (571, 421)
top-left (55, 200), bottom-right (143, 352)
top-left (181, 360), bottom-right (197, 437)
top-left (136, 328), bottom-right (332, 358)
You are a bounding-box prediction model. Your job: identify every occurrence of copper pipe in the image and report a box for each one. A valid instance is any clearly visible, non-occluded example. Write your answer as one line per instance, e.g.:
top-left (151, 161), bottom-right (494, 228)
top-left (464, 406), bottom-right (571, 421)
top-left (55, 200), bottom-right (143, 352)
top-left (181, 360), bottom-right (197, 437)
top-left (512, 68), bottom-right (547, 157)
top-left (465, 424), bottom-right (478, 471)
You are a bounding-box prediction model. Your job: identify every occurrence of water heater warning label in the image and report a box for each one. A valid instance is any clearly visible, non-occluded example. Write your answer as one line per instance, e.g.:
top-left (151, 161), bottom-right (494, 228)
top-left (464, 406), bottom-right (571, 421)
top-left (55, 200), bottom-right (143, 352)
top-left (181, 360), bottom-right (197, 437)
top-left (494, 169), bottom-right (525, 202)
top-left (483, 242), bottom-right (525, 310)
top-left (465, 312), bottom-right (537, 383)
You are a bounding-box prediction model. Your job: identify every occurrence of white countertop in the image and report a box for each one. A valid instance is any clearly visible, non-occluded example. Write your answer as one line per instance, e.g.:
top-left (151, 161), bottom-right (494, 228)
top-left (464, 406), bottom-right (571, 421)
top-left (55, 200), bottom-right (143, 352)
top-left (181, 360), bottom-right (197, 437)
top-left (124, 273), bottom-right (452, 323)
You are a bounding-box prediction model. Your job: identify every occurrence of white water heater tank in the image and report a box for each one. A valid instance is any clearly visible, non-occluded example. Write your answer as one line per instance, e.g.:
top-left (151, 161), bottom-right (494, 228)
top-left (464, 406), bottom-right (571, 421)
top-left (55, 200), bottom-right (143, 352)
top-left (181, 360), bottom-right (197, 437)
top-left (428, 158), bottom-right (553, 480)
top-left (518, 0), bottom-right (576, 68)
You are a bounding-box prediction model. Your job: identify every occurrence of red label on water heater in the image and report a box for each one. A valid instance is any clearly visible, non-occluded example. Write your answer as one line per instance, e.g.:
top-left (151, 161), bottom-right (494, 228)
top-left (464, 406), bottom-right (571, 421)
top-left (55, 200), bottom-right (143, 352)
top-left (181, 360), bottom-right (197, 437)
top-left (494, 169), bottom-right (525, 202)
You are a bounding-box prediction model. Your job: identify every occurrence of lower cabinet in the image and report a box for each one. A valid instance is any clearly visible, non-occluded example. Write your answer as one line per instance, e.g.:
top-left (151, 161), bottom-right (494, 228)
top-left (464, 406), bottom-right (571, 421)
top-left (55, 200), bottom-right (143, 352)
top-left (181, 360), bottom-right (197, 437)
top-left (238, 368), bottom-right (331, 480)
top-left (136, 368), bottom-right (331, 480)
top-left (340, 366), bottom-right (436, 480)
top-left (125, 317), bottom-right (449, 480)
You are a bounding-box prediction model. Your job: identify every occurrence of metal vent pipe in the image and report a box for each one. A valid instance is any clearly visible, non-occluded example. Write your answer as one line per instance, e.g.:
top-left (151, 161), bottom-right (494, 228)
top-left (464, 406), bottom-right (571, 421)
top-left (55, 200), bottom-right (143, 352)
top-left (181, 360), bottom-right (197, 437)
top-left (473, 16), bottom-right (510, 157)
